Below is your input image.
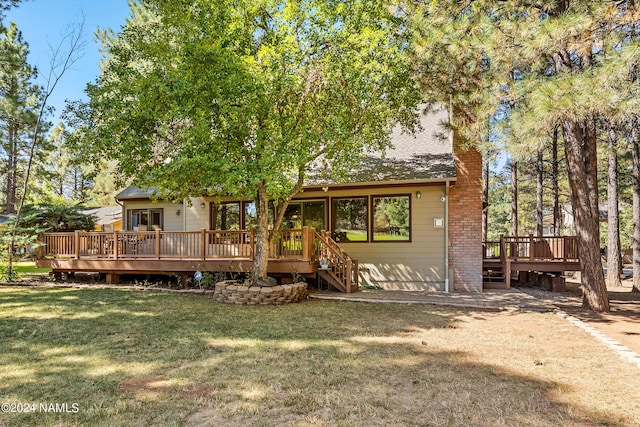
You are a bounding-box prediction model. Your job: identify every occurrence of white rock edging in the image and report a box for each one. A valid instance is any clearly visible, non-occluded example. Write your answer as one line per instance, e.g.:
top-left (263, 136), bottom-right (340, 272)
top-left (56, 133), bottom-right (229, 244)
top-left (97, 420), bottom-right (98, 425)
top-left (556, 310), bottom-right (640, 370)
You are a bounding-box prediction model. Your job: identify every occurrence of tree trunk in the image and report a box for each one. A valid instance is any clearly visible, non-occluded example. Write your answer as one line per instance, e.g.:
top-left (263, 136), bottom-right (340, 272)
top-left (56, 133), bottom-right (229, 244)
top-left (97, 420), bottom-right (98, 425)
top-left (563, 119), bottom-right (609, 311)
top-left (606, 122), bottom-right (622, 287)
top-left (251, 183), bottom-right (270, 282)
top-left (536, 149), bottom-right (544, 236)
top-left (631, 117), bottom-right (640, 293)
top-left (552, 126), bottom-right (561, 236)
top-left (511, 160), bottom-right (518, 236)
top-left (483, 153), bottom-right (489, 241)
top-left (5, 124), bottom-right (17, 214)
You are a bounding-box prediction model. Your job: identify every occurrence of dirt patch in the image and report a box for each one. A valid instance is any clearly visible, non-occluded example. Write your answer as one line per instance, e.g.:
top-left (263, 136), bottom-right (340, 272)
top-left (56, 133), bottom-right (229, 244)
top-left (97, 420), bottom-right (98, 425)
top-left (517, 278), bottom-right (640, 355)
top-left (118, 376), bottom-right (172, 400)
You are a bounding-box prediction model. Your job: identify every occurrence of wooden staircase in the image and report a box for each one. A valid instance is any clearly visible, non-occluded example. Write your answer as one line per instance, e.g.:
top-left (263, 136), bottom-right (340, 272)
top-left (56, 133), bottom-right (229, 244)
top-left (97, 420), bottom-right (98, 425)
top-left (314, 231), bottom-right (359, 293)
top-left (482, 259), bottom-right (509, 289)
top-left (483, 236), bottom-right (511, 290)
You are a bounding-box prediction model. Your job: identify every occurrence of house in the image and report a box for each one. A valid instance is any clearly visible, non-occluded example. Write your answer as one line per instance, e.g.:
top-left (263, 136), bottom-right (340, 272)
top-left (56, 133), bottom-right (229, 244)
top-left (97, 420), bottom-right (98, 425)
top-left (37, 107), bottom-right (483, 292)
top-left (81, 206), bottom-right (123, 232)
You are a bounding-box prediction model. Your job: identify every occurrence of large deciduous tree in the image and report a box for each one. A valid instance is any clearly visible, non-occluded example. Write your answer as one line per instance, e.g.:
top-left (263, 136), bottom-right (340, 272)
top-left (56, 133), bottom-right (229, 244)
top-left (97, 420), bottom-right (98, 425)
top-left (85, 0), bottom-right (419, 282)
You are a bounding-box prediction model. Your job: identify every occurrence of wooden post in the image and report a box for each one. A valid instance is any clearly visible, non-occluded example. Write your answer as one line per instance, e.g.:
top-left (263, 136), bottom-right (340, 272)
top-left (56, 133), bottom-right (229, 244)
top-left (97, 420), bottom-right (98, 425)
top-left (156, 229), bottom-right (161, 259)
top-left (200, 229), bottom-right (206, 260)
top-left (529, 233), bottom-right (534, 260)
top-left (113, 231), bottom-right (119, 260)
top-left (302, 226), bottom-right (311, 260)
top-left (505, 259), bottom-right (511, 289)
top-left (345, 258), bottom-right (352, 293)
top-left (74, 231), bottom-right (81, 259)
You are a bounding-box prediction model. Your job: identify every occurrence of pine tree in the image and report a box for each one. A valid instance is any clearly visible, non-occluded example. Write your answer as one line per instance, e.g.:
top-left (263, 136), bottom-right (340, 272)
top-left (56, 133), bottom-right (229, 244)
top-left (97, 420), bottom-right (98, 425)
top-left (0, 22), bottom-right (42, 214)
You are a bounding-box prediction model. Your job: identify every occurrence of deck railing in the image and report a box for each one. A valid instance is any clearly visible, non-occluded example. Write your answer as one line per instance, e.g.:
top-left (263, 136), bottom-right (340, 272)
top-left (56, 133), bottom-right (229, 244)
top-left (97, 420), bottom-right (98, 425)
top-left (314, 230), bottom-right (359, 292)
top-left (483, 235), bottom-right (579, 261)
top-left (38, 228), bottom-right (316, 261)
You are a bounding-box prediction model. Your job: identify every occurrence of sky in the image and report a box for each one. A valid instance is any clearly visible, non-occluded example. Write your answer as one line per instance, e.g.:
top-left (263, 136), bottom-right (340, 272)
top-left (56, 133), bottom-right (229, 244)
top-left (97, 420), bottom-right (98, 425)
top-left (5, 0), bottom-right (131, 124)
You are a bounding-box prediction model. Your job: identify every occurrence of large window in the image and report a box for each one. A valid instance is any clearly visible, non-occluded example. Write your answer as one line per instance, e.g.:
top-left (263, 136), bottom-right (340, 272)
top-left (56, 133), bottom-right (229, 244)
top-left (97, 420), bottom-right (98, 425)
top-left (243, 201), bottom-right (274, 230)
top-left (372, 195), bottom-right (410, 241)
top-left (332, 197), bottom-right (368, 242)
top-left (283, 200), bottom-right (326, 231)
top-left (128, 208), bottom-right (163, 231)
top-left (210, 203), bottom-right (240, 230)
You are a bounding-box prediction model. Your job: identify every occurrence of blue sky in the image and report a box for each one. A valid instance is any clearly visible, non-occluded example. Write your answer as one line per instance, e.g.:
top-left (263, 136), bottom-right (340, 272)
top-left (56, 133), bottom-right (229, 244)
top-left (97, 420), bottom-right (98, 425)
top-left (5, 0), bottom-right (131, 124)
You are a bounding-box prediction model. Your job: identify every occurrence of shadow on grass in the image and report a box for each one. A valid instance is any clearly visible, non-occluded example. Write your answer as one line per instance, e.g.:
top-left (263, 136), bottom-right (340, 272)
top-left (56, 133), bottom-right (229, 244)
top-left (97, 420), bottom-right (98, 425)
top-left (0, 287), bottom-right (630, 426)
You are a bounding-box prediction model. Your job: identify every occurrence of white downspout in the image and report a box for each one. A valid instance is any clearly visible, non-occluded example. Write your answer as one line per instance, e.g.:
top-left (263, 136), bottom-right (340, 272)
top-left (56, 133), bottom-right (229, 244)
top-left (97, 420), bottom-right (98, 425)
top-left (183, 198), bottom-right (187, 231)
top-left (445, 181), bottom-right (450, 292)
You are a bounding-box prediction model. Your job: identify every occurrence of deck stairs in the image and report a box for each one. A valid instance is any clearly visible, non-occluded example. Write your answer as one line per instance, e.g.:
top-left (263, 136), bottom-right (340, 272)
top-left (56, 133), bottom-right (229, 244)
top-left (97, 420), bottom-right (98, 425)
top-left (315, 231), bottom-right (359, 293)
top-left (482, 259), bottom-right (508, 289)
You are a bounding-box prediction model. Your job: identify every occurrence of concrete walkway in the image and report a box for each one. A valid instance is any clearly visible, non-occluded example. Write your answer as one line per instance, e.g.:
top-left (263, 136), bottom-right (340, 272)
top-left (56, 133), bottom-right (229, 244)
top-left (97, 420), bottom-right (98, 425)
top-left (309, 288), bottom-right (555, 311)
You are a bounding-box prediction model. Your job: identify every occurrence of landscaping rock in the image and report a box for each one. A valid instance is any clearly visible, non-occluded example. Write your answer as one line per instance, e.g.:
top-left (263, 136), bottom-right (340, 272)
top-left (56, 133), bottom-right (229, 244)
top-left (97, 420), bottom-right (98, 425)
top-left (214, 281), bottom-right (307, 305)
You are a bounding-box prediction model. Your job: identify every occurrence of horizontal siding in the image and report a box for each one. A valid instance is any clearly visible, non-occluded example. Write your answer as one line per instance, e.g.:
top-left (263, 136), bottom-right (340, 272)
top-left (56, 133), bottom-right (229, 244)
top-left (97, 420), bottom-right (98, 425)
top-left (124, 185), bottom-right (448, 289)
top-left (123, 201), bottom-right (183, 231)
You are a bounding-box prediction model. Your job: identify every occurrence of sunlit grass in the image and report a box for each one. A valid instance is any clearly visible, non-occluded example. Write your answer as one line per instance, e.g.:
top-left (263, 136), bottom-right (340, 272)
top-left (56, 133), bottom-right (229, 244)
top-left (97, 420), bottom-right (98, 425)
top-left (9, 261), bottom-right (51, 275)
top-left (0, 287), bottom-right (638, 426)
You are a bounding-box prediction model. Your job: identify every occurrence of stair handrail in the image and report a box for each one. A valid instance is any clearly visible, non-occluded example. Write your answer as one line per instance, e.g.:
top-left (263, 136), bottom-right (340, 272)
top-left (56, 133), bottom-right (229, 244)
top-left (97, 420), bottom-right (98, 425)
top-left (314, 230), bottom-right (358, 293)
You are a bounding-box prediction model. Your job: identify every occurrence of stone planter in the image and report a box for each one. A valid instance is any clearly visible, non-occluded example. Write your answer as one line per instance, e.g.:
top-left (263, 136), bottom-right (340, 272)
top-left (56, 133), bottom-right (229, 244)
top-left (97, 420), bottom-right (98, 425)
top-left (213, 280), bottom-right (307, 305)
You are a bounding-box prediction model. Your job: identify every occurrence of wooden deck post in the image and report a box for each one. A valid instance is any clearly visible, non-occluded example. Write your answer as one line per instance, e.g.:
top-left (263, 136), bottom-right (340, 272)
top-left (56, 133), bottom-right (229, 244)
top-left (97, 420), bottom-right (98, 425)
top-left (529, 234), bottom-right (534, 260)
top-left (74, 231), bottom-right (81, 259)
top-left (200, 229), bottom-right (206, 260)
top-left (156, 229), bottom-right (161, 259)
top-left (113, 231), bottom-right (119, 260)
top-left (345, 258), bottom-right (352, 293)
top-left (302, 226), bottom-right (312, 261)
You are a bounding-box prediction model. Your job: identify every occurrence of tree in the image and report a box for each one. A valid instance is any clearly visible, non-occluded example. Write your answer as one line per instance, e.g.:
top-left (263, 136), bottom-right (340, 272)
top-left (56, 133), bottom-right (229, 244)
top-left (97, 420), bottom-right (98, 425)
top-left (0, 22), bottom-right (43, 214)
top-left (2, 17), bottom-right (84, 279)
top-left (632, 118), bottom-right (640, 293)
top-left (85, 0), bottom-right (419, 283)
top-left (606, 122), bottom-right (622, 287)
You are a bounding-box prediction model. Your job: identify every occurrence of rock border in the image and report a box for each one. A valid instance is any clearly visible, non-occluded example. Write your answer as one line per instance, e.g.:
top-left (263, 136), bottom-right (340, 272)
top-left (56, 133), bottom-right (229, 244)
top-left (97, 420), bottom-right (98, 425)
top-left (213, 280), bottom-right (307, 305)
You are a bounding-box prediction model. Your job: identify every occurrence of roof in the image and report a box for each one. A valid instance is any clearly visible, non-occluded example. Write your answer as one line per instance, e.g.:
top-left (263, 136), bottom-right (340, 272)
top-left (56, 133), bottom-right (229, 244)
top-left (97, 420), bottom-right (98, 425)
top-left (307, 106), bottom-right (454, 186)
top-left (116, 186), bottom-right (157, 201)
top-left (117, 106), bottom-right (455, 200)
top-left (80, 206), bottom-right (122, 225)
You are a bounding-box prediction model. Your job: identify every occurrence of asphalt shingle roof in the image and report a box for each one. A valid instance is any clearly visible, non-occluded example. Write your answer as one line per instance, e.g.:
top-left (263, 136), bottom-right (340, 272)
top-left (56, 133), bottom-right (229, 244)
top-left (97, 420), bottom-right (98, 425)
top-left (117, 106), bottom-right (455, 200)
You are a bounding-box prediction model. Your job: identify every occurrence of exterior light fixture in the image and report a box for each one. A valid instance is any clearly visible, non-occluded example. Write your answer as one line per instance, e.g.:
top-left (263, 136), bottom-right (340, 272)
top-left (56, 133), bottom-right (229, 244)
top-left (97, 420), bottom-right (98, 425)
top-left (415, 191), bottom-right (422, 199)
top-left (201, 202), bottom-right (206, 209)
top-left (176, 208), bottom-right (181, 216)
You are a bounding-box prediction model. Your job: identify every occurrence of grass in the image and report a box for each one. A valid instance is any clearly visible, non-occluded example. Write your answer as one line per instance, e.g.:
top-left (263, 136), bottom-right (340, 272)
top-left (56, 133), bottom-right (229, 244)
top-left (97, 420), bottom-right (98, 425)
top-left (11, 261), bottom-right (51, 275)
top-left (0, 287), bottom-right (639, 426)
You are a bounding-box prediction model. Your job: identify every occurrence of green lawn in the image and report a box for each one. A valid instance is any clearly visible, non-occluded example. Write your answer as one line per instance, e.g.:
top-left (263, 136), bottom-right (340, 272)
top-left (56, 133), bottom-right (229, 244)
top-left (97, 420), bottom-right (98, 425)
top-left (12, 261), bottom-right (51, 275)
top-left (0, 287), bottom-right (638, 426)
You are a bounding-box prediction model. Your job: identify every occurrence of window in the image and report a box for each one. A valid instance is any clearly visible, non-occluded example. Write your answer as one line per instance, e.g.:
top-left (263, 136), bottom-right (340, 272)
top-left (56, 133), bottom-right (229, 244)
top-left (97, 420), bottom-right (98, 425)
top-left (283, 200), bottom-right (326, 231)
top-left (243, 201), bottom-right (274, 230)
top-left (332, 197), bottom-right (368, 242)
top-left (128, 208), bottom-right (163, 231)
top-left (210, 203), bottom-right (240, 230)
top-left (372, 195), bottom-right (410, 241)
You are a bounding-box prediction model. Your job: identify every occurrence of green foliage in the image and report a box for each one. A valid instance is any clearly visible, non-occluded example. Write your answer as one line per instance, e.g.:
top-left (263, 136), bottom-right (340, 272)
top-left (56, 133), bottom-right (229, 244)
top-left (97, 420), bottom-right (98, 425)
top-left (0, 262), bottom-right (19, 282)
top-left (0, 21), bottom-right (48, 213)
top-left (12, 202), bottom-right (96, 233)
top-left (84, 0), bottom-right (420, 203)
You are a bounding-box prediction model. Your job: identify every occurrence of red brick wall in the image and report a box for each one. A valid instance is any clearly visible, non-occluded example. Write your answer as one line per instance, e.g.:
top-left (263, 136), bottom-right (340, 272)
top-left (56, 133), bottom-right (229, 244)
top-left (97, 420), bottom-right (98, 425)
top-left (448, 146), bottom-right (483, 292)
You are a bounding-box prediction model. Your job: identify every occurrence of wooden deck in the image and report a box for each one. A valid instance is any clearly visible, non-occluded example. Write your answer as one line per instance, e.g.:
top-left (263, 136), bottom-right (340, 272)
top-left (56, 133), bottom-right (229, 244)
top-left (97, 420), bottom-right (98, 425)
top-left (483, 235), bottom-right (581, 289)
top-left (35, 228), bottom-right (359, 292)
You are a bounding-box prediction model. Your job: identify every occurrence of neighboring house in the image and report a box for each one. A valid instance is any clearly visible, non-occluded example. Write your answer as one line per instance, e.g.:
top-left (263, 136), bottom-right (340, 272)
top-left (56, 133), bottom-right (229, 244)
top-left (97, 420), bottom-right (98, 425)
top-left (81, 206), bottom-right (123, 232)
top-left (115, 107), bottom-right (483, 292)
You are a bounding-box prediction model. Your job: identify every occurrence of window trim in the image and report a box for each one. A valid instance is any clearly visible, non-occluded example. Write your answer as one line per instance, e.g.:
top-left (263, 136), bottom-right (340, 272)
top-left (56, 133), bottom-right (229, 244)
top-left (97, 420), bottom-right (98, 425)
top-left (127, 208), bottom-right (164, 231)
top-left (209, 201), bottom-right (241, 231)
top-left (331, 196), bottom-right (369, 243)
top-left (370, 193), bottom-right (412, 243)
